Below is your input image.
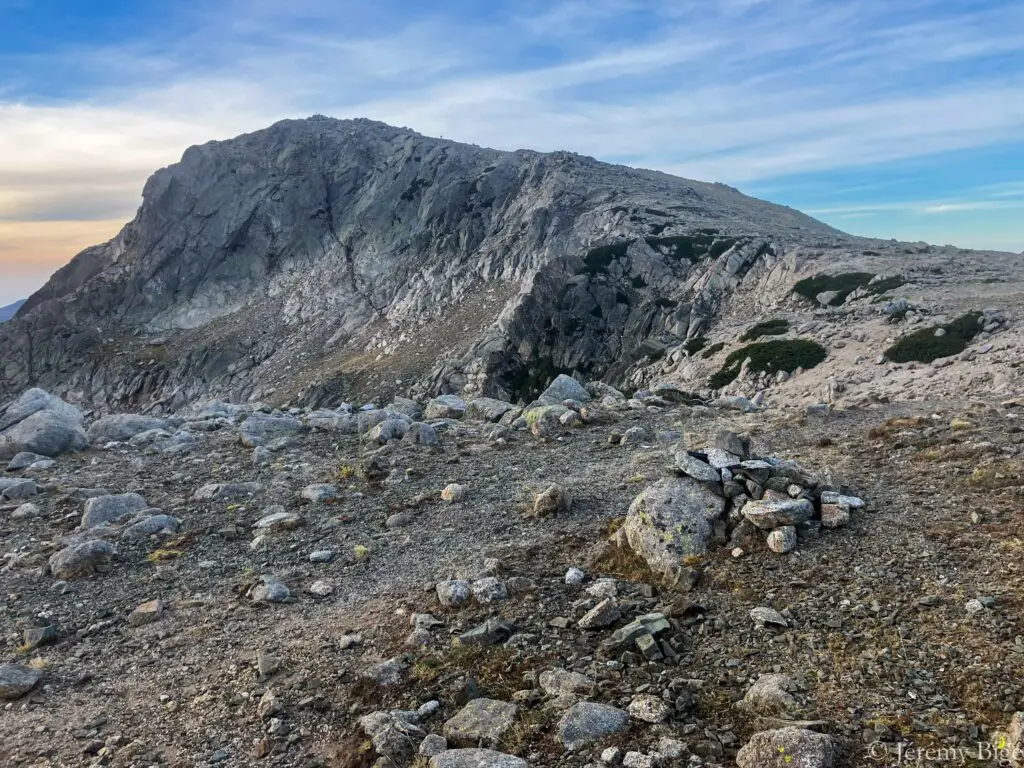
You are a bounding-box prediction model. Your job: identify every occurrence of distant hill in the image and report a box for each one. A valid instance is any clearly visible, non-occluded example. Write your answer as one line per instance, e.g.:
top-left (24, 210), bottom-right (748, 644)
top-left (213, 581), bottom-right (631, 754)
top-left (0, 299), bottom-right (25, 323)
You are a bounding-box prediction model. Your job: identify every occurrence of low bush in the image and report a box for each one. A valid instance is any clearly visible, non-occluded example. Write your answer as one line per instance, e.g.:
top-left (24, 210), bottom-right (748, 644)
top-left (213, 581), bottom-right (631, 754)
top-left (683, 336), bottom-right (708, 355)
top-left (709, 339), bottom-right (827, 389)
top-left (701, 341), bottom-right (725, 359)
top-left (885, 312), bottom-right (983, 363)
top-left (793, 272), bottom-right (905, 306)
top-left (740, 318), bottom-right (789, 342)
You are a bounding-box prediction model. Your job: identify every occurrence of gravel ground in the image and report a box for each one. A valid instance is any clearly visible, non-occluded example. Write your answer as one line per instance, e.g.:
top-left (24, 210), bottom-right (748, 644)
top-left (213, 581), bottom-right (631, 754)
top-left (2, 396), bottom-right (1023, 767)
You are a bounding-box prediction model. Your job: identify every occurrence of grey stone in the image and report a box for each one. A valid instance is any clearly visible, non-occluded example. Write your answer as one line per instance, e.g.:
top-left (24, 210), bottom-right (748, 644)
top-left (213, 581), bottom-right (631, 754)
top-left (674, 451), bottom-right (721, 483)
top-left (429, 749), bottom-right (528, 768)
top-left (239, 413), bottom-right (303, 447)
top-left (539, 669), bottom-right (595, 698)
top-left (628, 693), bottom-right (672, 723)
top-left (6, 451), bottom-right (50, 471)
top-left (87, 414), bottom-right (168, 444)
top-left (419, 734), bottom-right (448, 757)
top-left (459, 618), bottom-right (514, 646)
top-left (1, 478), bottom-right (37, 500)
top-left (471, 577), bottom-right (508, 604)
top-left (766, 525), bottom-right (798, 553)
top-left (81, 493), bottom-right (149, 529)
top-left (578, 598), bottom-right (621, 630)
top-left (743, 498), bottom-right (814, 530)
top-left (557, 702), bottom-right (629, 751)
top-left (713, 429), bottom-right (748, 457)
top-left (750, 607), bottom-right (788, 628)
top-left (0, 663), bottom-right (42, 699)
top-left (425, 395), bottom-right (468, 420)
top-left (0, 408), bottom-right (87, 458)
top-left (49, 540), bottom-right (116, 579)
top-left (254, 507), bottom-right (303, 530)
top-left (736, 727), bottom-right (836, 768)
top-left (193, 481), bottom-right (263, 500)
top-left (122, 514), bottom-right (181, 538)
top-left (738, 674), bottom-right (798, 716)
top-left (624, 477), bottom-right (725, 589)
top-left (443, 698), bottom-right (518, 748)
top-left (537, 374), bottom-right (591, 405)
top-left (250, 575), bottom-right (291, 603)
top-left (532, 484), bottom-right (570, 517)
top-left (466, 398), bottom-right (516, 422)
top-left (365, 418), bottom-right (410, 444)
top-left (404, 422), bottom-right (440, 446)
top-left (300, 483), bottom-right (338, 503)
top-left (437, 580), bottom-right (471, 607)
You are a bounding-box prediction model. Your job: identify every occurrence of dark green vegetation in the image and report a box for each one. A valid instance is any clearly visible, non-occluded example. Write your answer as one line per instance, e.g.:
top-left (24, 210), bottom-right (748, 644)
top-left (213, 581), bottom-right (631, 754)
top-left (683, 336), bottom-right (708, 355)
top-left (885, 312), bottom-right (984, 363)
top-left (792, 272), bottom-right (905, 306)
top-left (701, 342), bottom-right (725, 359)
top-left (739, 318), bottom-right (789, 342)
top-left (582, 241), bottom-right (631, 275)
top-left (710, 339), bottom-right (828, 389)
top-left (644, 230), bottom-right (737, 263)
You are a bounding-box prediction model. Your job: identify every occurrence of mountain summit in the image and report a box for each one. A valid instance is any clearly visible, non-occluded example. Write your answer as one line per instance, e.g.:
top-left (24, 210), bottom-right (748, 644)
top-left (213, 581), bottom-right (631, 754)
top-left (0, 117), bottom-right (1015, 412)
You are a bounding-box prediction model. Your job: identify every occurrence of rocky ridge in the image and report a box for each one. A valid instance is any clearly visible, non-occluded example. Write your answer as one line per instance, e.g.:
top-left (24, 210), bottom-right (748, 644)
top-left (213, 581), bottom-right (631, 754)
top-left (3, 117), bottom-right (1020, 417)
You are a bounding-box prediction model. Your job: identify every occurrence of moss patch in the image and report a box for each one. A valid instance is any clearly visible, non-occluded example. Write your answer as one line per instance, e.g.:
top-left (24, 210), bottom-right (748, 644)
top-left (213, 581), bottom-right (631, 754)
top-left (739, 318), bottom-right (789, 342)
top-left (710, 339), bottom-right (827, 389)
top-left (885, 312), bottom-right (984, 363)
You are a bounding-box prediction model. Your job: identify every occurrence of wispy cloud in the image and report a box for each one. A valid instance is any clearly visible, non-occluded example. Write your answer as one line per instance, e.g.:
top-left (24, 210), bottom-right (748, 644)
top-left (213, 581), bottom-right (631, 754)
top-left (0, 0), bottom-right (1022, 303)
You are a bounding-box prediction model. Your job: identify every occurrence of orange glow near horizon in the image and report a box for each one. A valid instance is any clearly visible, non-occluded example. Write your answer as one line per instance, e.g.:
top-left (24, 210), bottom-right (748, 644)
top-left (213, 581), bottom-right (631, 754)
top-left (0, 219), bottom-right (126, 276)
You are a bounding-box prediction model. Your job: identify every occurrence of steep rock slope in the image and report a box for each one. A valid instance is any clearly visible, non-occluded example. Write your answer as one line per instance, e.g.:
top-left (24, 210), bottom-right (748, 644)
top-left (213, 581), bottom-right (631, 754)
top-left (1, 116), bottom-right (1011, 412)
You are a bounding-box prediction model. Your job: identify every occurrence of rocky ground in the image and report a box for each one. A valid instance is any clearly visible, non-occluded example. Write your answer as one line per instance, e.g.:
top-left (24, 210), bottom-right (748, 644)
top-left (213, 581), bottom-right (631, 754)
top-left (3, 379), bottom-right (1024, 768)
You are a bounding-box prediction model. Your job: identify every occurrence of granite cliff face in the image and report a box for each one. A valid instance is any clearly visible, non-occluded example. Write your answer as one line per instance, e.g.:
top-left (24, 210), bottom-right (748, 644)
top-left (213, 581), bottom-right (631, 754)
top-left (2, 116), bottom-right (1014, 413)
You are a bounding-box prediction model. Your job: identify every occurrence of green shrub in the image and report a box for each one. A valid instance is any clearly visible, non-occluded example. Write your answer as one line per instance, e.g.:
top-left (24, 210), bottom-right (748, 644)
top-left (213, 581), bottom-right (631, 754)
top-left (709, 339), bottom-right (828, 389)
top-left (684, 336), bottom-right (708, 355)
top-left (740, 318), bottom-right (789, 342)
top-left (701, 342), bottom-right (725, 359)
top-left (885, 312), bottom-right (984, 363)
top-left (792, 273), bottom-right (906, 306)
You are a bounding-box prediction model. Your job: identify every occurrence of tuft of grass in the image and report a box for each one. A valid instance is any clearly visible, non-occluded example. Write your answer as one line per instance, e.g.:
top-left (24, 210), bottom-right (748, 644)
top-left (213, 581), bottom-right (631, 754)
top-left (867, 416), bottom-right (928, 440)
top-left (147, 549), bottom-right (183, 563)
top-left (739, 318), bottom-right (789, 342)
top-left (709, 339), bottom-right (827, 389)
top-left (885, 312), bottom-right (984, 363)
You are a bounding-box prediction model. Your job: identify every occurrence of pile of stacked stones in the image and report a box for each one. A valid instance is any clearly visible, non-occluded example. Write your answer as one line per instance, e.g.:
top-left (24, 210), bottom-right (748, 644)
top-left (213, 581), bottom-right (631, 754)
top-left (616, 429), bottom-right (864, 590)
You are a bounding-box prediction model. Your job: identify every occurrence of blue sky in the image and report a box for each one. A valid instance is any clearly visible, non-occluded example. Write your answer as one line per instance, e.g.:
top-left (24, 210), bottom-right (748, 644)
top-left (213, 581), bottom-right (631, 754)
top-left (1, 0), bottom-right (1022, 305)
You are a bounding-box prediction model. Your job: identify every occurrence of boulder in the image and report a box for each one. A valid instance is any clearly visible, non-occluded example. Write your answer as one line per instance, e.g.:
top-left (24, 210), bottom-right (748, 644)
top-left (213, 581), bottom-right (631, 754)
top-left (429, 750), bottom-right (528, 768)
top-left (738, 674), bottom-right (799, 716)
top-left (87, 414), bottom-right (168, 444)
top-left (0, 663), bottom-right (42, 700)
top-left (0, 388), bottom-right (82, 432)
top-left (0, 409), bottom-right (87, 459)
top-left (49, 540), bottom-right (116, 579)
top-left (6, 451), bottom-right (51, 471)
top-left (81, 493), bottom-right (149, 529)
top-left (736, 727), bottom-right (836, 768)
top-left (404, 422), bottom-right (440, 446)
top-left (444, 698), bottom-right (518, 748)
top-left (624, 477), bottom-right (725, 589)
top-left (466, 398), bottom-right (516, 422)
top-left (238, 413), bottom-right (304, 447)
top-left (425, 395), bottom-right (468, 420)
top-left (537, 374), bottom-right (591, 405)
top-left (557, 702), bottom-right (629, 751)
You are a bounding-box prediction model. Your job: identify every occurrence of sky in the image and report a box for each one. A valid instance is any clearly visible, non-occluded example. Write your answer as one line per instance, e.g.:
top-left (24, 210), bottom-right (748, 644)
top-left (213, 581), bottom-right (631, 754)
top-left (1, 0), bottom-right (1022, 306)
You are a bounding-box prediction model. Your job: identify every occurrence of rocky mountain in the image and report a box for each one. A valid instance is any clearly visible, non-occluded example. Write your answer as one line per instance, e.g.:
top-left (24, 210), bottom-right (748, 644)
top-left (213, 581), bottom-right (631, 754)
top-left (0, 117), bottom-right (1020, 415)
top-left (0, 299), bottom-right (25, 323)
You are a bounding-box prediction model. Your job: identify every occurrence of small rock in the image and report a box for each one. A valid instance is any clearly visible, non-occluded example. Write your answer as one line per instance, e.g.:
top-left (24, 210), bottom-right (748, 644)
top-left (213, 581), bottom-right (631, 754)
top-left (471, 577), bottom-right (508, 604)
top-left (437, 580), bottom-right (471, 607)
top-left (532, 484), bottom-right (570, 517)
top-left (736, 727), bottom-right (836, 768)
top-left (443, 698), bottom-right (518, 748)
top-left (129, 599), bottom-right (164, 626)
top-left (578, 598), bottom-right (621, 630)
top-left (250, 576), bottom-right (291, 603)
top-left (441, 484), bottom-right (466, 502)
top-left (750, 607), bottom-right (788, 628)
top-left (564, 567), bottom-right (586, 586)
top-left (628, 694), bottom-right (672, 723)
top-left (766, 526), bottom-right (797, 554)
